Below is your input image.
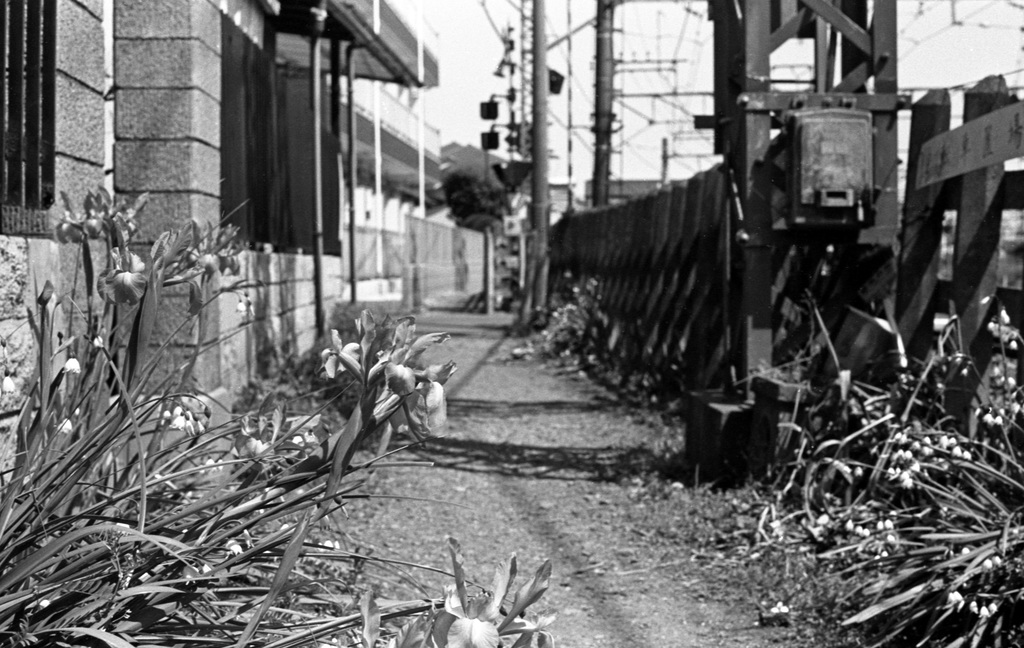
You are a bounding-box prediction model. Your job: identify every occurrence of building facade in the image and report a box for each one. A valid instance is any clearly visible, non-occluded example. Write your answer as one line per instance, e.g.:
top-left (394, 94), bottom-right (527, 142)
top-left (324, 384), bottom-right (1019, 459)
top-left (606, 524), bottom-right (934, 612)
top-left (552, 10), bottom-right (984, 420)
top-left (0, 0), bottom-right (448, 415)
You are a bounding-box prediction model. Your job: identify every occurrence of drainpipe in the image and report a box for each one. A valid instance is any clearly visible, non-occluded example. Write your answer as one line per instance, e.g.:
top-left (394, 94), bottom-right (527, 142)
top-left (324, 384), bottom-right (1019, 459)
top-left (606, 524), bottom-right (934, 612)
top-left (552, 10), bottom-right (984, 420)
top-left (311, 2), bottom-right (327, 338)
top-left (347, 43), bottom-right (359, 303)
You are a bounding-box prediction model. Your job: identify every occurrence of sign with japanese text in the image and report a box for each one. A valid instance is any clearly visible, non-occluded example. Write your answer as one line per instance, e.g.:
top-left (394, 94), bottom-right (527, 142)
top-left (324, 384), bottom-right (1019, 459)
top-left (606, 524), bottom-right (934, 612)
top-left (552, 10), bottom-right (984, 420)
top-left (915, 101), bottom-right (1024, 188)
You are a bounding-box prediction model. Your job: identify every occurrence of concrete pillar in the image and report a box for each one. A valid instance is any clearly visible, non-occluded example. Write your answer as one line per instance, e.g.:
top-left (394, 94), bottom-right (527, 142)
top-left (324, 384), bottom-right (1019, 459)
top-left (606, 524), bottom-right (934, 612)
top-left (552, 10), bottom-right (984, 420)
top-left (113, 0), bottom-right (224, 391)
top-left (113, 0), bottom-right (222, 240)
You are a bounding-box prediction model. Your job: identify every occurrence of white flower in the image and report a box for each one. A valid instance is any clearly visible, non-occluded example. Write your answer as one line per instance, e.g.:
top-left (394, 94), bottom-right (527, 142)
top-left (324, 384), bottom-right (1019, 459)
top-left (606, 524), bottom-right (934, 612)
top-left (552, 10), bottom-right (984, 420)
top-left (969, 601), bottom-right (979, 615)
top-left (994, 415), bottom-right (1005, 427)
top-left (845, 519), bottom-right (855, 532)
top-left (948, 591), bottom-right (964, 608)
top-left (988, 602), bottom-right (999, 616)
top-left (962, 450), bottom-right (973, 462)
top-left (982, 558), bottom-right (994, 571)
top-left (1001, 308), bottom-right (1011, 326)
top-left (1, 375), bottom-right (16, 394)
top-left (983, 412), bottom-right (997, 426)
top-left (1011, 340), bottom-right (1019, 352)
top-left (280, 523), bottom-right (290, 532)
top-left (227, 541), bottom-right (243, 556)
top-left (993, 555), bottom-right (1003, 567)
top-left (876, 521), bottom-right (886, 532)
top-left (63, 357), bottom-right (81, 374)
top-left (884, 519), bottom-right (894, 531)
top-left (57, 418), bottom-right (72, 434)
top-left (38, 598), bottom-right (51, 608)
top-left (962, 547), bottom-right (971, 555)
top-left (1006, 377), bottom-right (1017, 390)
top-left (952, 446), bottom-right (965, 459)
top-left (92, 335), bottom-right (105, 348)
top-left (886, 534), bottom-right (897, 544)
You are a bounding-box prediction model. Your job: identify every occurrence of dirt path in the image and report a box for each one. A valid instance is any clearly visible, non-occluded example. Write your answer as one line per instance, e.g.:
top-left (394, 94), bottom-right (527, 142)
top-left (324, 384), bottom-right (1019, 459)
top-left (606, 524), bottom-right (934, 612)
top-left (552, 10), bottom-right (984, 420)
top-left (343, 313), bottom-right (786, 647)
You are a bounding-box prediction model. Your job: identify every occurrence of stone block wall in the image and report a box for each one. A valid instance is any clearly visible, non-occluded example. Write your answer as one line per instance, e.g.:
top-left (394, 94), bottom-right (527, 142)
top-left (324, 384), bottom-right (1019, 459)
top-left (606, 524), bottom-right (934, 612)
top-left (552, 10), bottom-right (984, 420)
top-left (113, 0), bottom-right (225, 395)
top-left (113, 0), bottom-right (222, 241)
top-left (0, 0), bottom-right (106, 466)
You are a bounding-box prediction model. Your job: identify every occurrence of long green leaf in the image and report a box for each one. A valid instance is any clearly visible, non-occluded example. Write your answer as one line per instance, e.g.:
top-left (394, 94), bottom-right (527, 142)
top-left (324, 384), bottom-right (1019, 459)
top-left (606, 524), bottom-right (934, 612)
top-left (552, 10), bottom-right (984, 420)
top-left (843, 584), bottom-right (927, 626)
top-left (38, 626), bottom-right (134, 648)
top-left (235, 510), bottom-right (313, 647)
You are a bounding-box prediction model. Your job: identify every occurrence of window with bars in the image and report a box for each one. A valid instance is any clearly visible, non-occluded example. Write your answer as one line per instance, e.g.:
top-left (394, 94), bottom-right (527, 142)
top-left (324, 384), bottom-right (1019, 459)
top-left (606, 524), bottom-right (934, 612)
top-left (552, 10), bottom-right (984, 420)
top-left (1, 0), bottom-right (57, 235)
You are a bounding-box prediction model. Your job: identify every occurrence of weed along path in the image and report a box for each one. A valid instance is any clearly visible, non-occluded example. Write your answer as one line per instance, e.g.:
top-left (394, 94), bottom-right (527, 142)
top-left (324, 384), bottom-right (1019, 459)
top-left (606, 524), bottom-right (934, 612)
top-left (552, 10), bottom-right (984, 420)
top-left (344, 312), bottom-right (788, 648)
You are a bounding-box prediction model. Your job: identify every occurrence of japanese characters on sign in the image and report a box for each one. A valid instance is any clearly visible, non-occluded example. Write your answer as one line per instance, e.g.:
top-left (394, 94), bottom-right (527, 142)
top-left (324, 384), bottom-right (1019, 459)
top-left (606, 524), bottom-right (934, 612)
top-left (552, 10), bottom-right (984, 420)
top-left (916, 101), bottom-right (1024, 188)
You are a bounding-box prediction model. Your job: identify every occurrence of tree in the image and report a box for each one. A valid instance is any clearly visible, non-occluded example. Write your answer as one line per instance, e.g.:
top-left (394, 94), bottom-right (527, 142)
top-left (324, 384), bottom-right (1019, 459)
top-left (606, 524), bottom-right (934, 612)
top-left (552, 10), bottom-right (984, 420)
top-left (441, 170), bottom-right (504, 231)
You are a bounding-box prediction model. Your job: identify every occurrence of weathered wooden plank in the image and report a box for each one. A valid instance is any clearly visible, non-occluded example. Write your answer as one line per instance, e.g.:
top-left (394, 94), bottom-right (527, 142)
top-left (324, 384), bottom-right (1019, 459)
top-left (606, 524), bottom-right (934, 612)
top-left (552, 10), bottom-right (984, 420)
top-left (649, 182), bottom-right (690, 368)
top-left (897, 89), bottom-right (952, 361)
top-left (946, 76), bottom-right (1013, 430)
top-left (640, 187), bottom-right (674, 362)
top-left (658, 175), bottom-right (705, 368)
top-left (916, 92), bottom-right (1024, 188)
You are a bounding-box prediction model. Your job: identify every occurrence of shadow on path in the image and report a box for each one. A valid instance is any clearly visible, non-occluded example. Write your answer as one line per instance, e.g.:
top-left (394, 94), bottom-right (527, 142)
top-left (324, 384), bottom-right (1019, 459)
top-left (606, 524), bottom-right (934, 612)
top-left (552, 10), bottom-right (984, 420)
top-left (448, 397), bottom-right (618, 416)
top-left (408, 435), bottom-right (659, 482)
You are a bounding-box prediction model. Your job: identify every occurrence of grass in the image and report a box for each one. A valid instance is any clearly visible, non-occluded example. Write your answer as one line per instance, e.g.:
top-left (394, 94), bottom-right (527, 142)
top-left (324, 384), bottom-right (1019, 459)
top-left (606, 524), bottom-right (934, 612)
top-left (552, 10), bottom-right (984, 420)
top-left (536, 282), bottom-right (1024, 648)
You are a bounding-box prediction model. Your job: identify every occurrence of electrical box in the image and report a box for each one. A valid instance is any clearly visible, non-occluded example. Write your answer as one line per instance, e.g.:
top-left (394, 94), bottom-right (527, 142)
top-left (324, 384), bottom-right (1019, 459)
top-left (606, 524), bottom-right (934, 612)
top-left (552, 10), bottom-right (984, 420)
top-left (788, 108), bottom-right (873, 229)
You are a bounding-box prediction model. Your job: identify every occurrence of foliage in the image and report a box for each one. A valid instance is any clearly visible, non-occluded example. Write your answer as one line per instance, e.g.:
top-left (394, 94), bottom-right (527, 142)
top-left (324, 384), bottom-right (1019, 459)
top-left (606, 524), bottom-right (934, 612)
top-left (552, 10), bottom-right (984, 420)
top-left (441, 171), bottom-right (503, 231)
top-left (760, 304), bottom-right (1024, 647)
top-left (537, 279), bottom-right (601, 363)
top-left (0, 189), bottom-right (553, 647)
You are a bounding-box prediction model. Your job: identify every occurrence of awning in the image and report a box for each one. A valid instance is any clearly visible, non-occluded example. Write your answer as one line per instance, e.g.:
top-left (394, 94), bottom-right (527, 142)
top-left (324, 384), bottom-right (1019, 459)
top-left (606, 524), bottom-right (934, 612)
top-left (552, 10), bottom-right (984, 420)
top-left (274, 0), bottom-right (438, 88)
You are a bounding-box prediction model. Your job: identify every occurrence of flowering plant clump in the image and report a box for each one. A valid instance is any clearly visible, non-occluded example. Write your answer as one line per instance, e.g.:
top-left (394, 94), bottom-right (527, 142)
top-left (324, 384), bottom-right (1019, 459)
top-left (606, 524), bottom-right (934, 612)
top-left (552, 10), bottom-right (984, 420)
top-left (0, 189), bottom-right (554, 647)
top-left (356, 538), bottom-right (555, 648)
top-left (763, 304), bottom-right (1024, 647)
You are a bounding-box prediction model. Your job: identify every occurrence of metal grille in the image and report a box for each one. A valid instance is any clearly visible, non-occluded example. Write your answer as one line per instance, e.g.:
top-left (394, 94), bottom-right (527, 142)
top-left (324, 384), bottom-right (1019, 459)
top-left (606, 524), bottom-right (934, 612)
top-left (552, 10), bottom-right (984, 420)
top-left (1, 0), bottom-right (57, 234)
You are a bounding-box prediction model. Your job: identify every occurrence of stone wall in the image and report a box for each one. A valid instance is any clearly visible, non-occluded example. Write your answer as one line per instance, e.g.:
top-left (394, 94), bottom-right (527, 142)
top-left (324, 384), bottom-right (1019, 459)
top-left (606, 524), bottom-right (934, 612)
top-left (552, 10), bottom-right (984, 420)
top-left (113, 0), bottom-right (226, 394)
top-left (0, 0), bottom-right (106, 465)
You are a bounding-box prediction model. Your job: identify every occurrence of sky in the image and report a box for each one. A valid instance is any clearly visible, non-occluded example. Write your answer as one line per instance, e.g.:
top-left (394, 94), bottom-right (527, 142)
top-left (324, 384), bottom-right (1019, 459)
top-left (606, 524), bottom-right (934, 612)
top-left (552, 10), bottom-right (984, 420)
top-left (423, 0), bottom-right (1024, 192)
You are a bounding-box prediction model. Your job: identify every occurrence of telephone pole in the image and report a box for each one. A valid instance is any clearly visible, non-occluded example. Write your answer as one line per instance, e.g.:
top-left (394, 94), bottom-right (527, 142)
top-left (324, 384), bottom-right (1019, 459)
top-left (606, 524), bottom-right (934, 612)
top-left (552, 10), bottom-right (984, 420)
top-left (530, 0), bottom-right (550, 310)
top-left (592, 0), bottom-right (614, 206)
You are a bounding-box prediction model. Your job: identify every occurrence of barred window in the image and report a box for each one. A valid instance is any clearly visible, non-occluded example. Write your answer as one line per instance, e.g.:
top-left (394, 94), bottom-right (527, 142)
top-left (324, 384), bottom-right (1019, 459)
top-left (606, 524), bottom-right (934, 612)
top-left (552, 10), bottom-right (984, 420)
top-left (2, 0), bottom-right (57, 234)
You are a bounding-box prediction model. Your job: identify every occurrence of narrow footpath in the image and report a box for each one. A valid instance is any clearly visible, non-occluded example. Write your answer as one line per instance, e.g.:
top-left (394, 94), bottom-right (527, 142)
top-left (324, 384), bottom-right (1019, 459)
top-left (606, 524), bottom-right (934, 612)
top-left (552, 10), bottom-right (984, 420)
top-left (345, 311), bottom-right (787, 648)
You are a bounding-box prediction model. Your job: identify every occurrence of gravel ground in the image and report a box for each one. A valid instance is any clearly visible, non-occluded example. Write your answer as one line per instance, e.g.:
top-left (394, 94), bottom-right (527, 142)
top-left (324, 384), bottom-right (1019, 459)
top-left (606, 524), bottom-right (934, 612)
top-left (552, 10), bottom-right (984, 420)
top-left (342, 312), bottom-right (791, 647)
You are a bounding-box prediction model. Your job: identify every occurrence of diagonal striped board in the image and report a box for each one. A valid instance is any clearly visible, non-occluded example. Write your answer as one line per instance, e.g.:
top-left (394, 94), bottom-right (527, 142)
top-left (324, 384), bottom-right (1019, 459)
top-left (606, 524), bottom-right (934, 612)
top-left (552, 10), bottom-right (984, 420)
top-left (916, 99), bottom-right (1024, 188)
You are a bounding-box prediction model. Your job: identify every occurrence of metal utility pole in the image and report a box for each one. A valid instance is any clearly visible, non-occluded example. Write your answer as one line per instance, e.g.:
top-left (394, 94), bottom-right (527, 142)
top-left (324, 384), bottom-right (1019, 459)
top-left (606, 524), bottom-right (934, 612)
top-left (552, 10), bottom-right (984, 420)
top-left (530, 0), bottom-right (550, 310)
top-left (592, 0), bottom-right (614, 207)
top-left (566, 0), bottom-right (574, 215)
top-left (660, 136), bottom-right (669, 186)
top-left (346, 44), bottom-right (359, 304)
top-left (310, 2), bottom-right (327, 338)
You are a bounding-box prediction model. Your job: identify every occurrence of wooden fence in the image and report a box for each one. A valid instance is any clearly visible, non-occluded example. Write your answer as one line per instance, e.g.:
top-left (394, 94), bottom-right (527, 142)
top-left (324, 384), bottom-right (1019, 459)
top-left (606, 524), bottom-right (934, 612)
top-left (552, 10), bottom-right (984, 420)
top-left (550, 167), bottom-right (733, 392)
top-left (553, 73), bottom-right (1024, 426)
top-left (897, 75), bottom-right (1024, 427)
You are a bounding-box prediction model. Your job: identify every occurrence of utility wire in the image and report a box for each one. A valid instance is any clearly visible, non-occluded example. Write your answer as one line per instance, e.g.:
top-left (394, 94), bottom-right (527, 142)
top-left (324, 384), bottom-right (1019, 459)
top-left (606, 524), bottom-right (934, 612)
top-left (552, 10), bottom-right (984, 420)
top-left (477, 0), bottom-right (507, 43)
